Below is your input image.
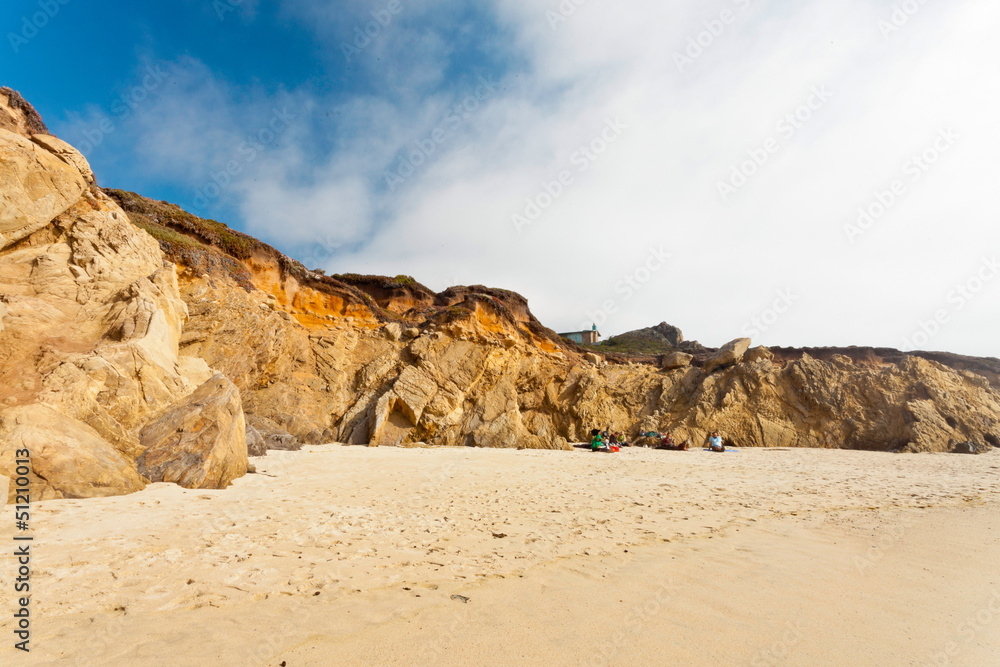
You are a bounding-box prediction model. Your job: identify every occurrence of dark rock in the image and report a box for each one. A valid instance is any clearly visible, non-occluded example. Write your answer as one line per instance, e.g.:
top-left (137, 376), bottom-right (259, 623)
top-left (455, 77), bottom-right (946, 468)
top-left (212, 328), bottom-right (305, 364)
top-left (950, 441), bottom-right (992, 455)
top-left (245, 425), bottom-right (266, 457)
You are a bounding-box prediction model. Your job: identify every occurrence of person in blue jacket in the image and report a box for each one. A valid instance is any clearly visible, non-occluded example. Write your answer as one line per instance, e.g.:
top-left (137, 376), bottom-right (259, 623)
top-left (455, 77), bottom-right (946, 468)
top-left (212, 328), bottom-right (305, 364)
top-left (708, 431), bottom-right (725, 452)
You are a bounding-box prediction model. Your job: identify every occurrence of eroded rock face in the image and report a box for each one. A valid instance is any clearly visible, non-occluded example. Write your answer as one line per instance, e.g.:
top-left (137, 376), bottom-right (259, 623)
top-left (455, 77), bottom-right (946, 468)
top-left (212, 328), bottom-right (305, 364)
top-left (0, 189), bottom-right (201, 453)
top-left (0, 99), bottom-right (248, 500)
top-left (158, 255), bottom-right (1000, 456)
top-left (648, 354), bottom-right (1000, 452)
top-left (137, 375), bottom-right (248, 489)
top-left (29, 134), bottom-right (96, 184)
top-left (0, 129), bottom-right (87, 250)
top-left (654, 322), bottom-right (683, 346)
top-left (0, 405), bottom-right (146, 502)
top-left (1, 87), bottom-right (997, 508)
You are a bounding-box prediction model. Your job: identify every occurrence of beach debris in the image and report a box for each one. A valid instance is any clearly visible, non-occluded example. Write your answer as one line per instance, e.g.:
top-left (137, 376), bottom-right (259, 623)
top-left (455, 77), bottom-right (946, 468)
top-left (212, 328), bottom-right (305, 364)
top-left (492, 532), bottom-right (507, 538)
top-left (451, 594), bottom-right (471, 603)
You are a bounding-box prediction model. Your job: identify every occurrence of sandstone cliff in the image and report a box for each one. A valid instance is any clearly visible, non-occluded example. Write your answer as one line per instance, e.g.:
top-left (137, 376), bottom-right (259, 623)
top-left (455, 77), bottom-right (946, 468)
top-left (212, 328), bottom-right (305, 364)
top-left (0, 89), bottom-right (247, 500)
top-left (2, 88), bottom-right (999, 501)
top-left (104, 188), bottom-right (1000, 458)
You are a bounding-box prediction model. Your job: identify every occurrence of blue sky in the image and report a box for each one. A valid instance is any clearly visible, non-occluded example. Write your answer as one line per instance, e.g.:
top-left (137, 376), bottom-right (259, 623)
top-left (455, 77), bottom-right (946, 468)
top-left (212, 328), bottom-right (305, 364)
top-left (2, 0), bottom-right (513, 232)
top-left (3, 0), bottom-right (999, 356)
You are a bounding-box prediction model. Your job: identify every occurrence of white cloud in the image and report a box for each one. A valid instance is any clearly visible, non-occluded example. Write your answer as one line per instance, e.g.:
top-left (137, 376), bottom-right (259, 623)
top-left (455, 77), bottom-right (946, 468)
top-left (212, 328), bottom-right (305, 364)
top-left (76, 0), bottom-right (1000, 357)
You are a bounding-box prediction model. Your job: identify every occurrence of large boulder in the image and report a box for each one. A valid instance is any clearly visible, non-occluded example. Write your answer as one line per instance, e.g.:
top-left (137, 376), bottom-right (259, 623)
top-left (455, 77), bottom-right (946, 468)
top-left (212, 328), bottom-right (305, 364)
top-left (245, 414), bottom-right (303, 451)
top-left (0, 129), bottom-right (87, 250)
top-left (653, 322), bottom-right (684, 347)
top-left (136, 375), bottom-right (248, 489)
top-left (382, 322), bottom-right (403, 341)
top-left (949, 441), bottom-right (993, 455)
top-left (0, 404), bottom-right (146, 502)
top-left (662, 351), bottom-right (693, 370)
top-left (0, 114), bottom-right (241, 500)
top-left (245, 425), bottom-right (267, 457)
top-left (744, 346), bottom-right (774, 364)
top-left (703, 338), bottom-right (752, 373)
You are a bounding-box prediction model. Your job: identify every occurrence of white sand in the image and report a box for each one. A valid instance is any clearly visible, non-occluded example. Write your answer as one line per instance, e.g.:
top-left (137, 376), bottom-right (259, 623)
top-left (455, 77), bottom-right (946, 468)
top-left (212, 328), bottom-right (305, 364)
top-left (2, 445), bottom-right (999, 666)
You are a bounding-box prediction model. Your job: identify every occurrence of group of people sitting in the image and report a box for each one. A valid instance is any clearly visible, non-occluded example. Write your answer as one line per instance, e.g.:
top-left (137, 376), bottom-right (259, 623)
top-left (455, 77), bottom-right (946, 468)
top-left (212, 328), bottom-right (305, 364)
top-left (663, 431), bottom-right (726, 451)
top-left (590, 428), bottom-right (727, 452)
top-left (590, 429), bottom-right (628, 451)
top-left (655, 432), bottom-right (690, 450)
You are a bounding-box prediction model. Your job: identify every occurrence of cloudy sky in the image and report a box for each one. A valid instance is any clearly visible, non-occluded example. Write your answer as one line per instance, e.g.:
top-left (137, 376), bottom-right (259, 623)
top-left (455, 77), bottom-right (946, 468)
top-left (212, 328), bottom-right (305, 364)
top-left (4, 0), bottom-right (999, 356)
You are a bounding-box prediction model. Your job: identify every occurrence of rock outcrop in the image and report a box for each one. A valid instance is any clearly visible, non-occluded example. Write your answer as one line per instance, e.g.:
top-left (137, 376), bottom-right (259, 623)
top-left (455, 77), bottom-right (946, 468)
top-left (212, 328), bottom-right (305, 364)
top-left (0, 129), bottom-right (87, 249)
top-left (646, 353), bottom-right (1000, 452)
top-left (1, 87), bottom-right (998, 507)
top-left (137, 375), bottom-right (248, 489)
top-left (245, 425), bottom-right (266, 457)
top-left (0, 89), bottom-right (247, 500)
top-left (0, 404), bottom-right (146, 500)
top-left (103, 184), bottom-right (1000, 457)
top-left (703, 338), bottom-right (752, 373)
top-left (662, 352), bottom-right (693, 370)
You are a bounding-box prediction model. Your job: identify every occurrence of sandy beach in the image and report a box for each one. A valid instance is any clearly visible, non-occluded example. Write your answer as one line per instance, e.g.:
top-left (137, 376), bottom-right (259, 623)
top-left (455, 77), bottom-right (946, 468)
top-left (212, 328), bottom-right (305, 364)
top-left (3, 445), bottom-right (999, 666)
